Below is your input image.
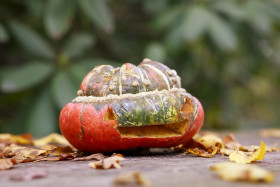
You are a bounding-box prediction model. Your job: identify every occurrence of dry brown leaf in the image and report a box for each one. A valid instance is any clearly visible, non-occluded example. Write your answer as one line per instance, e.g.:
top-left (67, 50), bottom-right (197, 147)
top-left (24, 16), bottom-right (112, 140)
top-left (259, 129), bottom-right (280, 138)
top-left (182, 137), bottom-right (220, 157)
top-left (39, 154), bottom-right (75, 161)
top-left (210, 162), bottom-right (274, 183)
top-left (10, 170), bottom-right (47, 181)
top-left (12, 153), bottom-right (37, 163)
top-left (181, 139), bottom-right (214, 157)
top-left (0, 133), bottom-right (33, 145)
top-left (222, 134), bottom-right (241, 150)
top-left (184, 148), bottom-right (214, 158)
top-left (2, 145), bottom-right (47, 159)
top-left (89, 153), bottom-right (125, 169)
top-left (196, 134), bottom-right (223, 153)
top-left (41, 144), bottom-right (57, 151)
top-left (74, 153), bottom-right (104, 161)
top-left (0, 158), bottom-right (17, 170)
top-left (49, 146), bottom-right (75, 157)
top-left (229, 141), bottom-right (266, 164)
top-left (34, 133), bottom-right (70, 147)
top-left (113, 172), bottom-right (150, 186)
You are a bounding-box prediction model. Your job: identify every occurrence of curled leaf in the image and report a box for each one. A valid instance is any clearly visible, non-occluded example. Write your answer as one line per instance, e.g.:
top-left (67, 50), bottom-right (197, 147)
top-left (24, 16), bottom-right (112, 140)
top-left (88, 153), bottom-right (125, 169)
top-left (222, 133), bottom-right (241, 150)
top-left (197, 134), bottom-right (223, 153)
top-left (182, 135), bottom-right (221, 157)
top-left (229, 141), bottom-right (266, 164)
top-left (210, 162), bottom-right (274, 183)
top-left (34, 133), bottom-right (70, 147)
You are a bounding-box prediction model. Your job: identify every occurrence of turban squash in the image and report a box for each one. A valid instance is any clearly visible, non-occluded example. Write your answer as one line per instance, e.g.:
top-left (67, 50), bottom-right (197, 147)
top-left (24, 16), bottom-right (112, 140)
top-left (59, 59), bottom-right (204, 153)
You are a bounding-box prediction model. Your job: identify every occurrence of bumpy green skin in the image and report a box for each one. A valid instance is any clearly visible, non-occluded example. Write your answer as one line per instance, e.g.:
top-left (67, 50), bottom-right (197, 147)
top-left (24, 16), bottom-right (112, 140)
top-left (79, 60), bottom-right (181, 97)
top-left (111, 90), bottom-right (186, 127)
top-left (76, 59), bottom-right (188, 128)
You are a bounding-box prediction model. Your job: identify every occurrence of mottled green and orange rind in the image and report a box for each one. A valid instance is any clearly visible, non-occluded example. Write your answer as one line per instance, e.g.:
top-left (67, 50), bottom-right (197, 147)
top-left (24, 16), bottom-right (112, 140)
top-left (111, 90), bottom-right (187, 127)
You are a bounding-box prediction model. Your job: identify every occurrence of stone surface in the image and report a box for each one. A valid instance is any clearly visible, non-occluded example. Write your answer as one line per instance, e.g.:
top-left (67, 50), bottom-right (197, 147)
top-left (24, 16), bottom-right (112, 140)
top-left (0, 131), bottom-right (279, 187)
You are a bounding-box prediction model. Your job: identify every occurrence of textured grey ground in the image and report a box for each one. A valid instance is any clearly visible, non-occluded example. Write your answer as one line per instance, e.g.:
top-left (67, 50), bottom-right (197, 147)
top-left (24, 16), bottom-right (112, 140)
top-left (0, 131), bottom-right (279, 187)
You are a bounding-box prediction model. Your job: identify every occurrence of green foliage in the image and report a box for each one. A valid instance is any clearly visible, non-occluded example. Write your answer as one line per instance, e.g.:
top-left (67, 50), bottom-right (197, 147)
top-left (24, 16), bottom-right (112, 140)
top-left (1, 62), bottom-right (53, 93)
top-left (1, 0), bottom-right (280, 136)
top-left (0, 23), bottom-right (9, 42)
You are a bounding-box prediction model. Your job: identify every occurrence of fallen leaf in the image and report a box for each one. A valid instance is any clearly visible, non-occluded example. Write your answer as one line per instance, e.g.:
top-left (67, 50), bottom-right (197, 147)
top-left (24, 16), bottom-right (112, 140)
top-left (41, 144), bottom-right (57, 151)
top-left (222, 134), bottom-right (241, 150)
top-left (2, 145), bottom-right (47, 159)
top-left (9, 170), bottom-right (47, 181)
top-left (196, 134), bottom-right (223, 153)
top-left (184, 148), bottom-right (214, 158)
top-left (34, 133), bottom-right (70, 147)
top-left (0, 158), bottom-right (17, 170)
top-left (210, 162), bottom-right (274, 183)
top-left (240, 145), bottom-right (259, 152)
top-left (89, 153), bottom-right (125, 169)
top-left (113, 172), bottom-right (150, 186)
top-left (49, 146), bottom-right (75, 157)
top-left (12, 153), bottom-right (36, 163)
top-left (39, 154), bottom-right (75, 161)
top-left (259, 129), bottom-right (280, 138)
top-left (229, 141), bottom-right (266, 164)
top-left (182, 137), bottom-right (220, 157)
top-left (219, 148), bottom-right (236, 156)
top-left (0, 133), bottom-right (33, 145)
top-left (74, 153), bottom-right (104, 161)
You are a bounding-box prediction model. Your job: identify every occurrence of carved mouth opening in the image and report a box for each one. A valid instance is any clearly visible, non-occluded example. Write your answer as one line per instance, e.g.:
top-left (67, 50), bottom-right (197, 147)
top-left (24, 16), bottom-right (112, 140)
top-left (104, 98), bottom-right (194, 138)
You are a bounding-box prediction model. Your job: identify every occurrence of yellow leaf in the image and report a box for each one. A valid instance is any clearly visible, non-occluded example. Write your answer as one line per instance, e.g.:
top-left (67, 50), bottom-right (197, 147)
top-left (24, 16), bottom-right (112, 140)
top-left (34, 133), bottom-right (70, 147)
top-left (229, 141), bottom-right (266, 164)
top-left (197, 134), bottom-right (223, 148)
top-left (210, 162), bottom-right (274, 183)
top-left (197, 134), bottom-right (223, 153)
top-left (0, 133), bottom-right (33, 145)
top-left (184, 148), bottom-right (214, 158)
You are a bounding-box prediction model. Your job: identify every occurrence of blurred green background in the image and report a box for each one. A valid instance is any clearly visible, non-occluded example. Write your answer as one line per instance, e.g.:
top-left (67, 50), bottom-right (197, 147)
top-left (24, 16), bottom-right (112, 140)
top-left (1, 0), bottom-right (280, 137)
